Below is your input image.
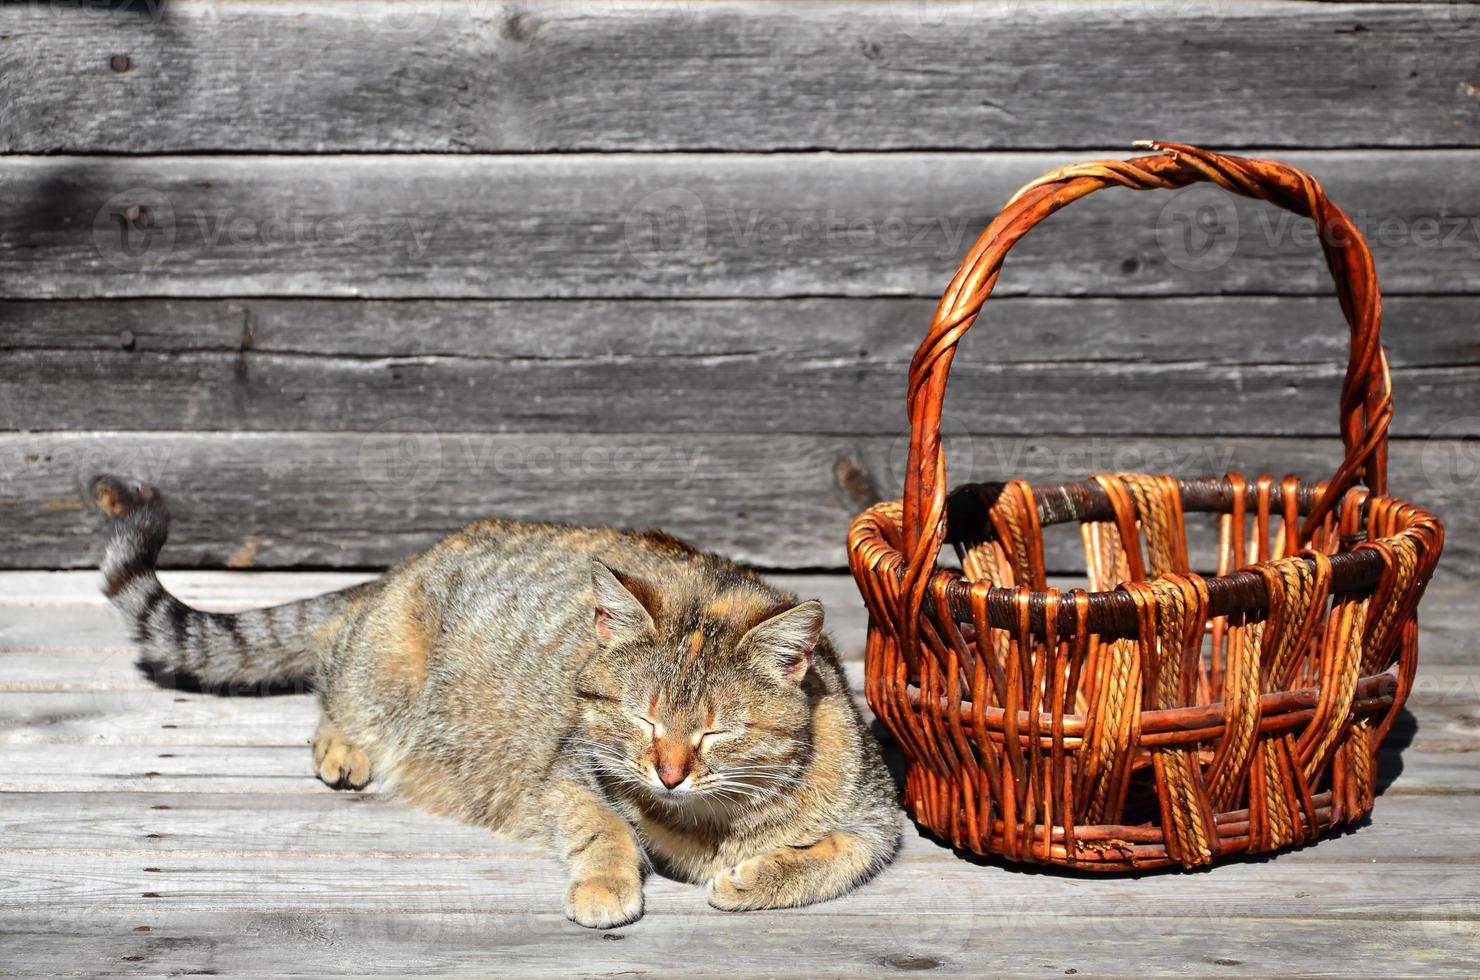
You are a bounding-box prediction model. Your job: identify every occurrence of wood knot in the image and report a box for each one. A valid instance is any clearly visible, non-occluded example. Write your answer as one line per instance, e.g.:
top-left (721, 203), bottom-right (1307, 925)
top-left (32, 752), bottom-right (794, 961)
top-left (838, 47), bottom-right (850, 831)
top-left (834, 455), bottom-right (880, 509)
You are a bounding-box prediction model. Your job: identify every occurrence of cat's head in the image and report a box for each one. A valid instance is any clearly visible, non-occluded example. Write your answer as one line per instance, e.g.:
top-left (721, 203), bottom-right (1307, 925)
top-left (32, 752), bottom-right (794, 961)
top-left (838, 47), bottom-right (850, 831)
top-left (571, 559), bottom-right (823, 809)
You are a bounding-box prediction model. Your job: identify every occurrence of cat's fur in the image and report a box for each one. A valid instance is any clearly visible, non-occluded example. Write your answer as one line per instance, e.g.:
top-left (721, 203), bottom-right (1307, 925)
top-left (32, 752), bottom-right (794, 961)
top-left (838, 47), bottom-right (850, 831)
top-left (90, 475), bottom-right (901, 927)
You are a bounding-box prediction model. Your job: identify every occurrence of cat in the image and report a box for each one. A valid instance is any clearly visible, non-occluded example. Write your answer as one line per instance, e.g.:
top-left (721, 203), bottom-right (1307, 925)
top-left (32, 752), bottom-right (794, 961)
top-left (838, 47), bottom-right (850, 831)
top-left (89, 475), bottom-right (901, 928)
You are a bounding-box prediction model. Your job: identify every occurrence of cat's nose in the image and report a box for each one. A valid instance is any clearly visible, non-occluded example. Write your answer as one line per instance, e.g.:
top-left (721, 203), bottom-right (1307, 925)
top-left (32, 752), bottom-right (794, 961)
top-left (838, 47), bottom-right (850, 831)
top-left (656, 762), bottom-right (689, 789)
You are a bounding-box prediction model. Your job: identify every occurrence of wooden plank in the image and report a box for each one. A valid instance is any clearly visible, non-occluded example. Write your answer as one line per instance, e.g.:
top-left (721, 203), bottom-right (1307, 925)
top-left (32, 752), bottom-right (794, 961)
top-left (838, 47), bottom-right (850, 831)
top-left (7, 151), bottom-right (1480, 299)
top-left (6, 790), bottom-right (1478, 864)
top-left (0, 573), bottom-right (869, 660)
top-left (2, 908), bottom-right (1473, 978)
top-left (3, 845), bottom-right (1477, 919)
top-left (0, 432), bottom-right (1470, 574)
top-left (4, 1), bottom-right (1478, 153)
top-left (4, 296), bottom-right (1476, 437)
top-left (9, 735), bottom-right (1474, 797)
top-left (0, 744), bottom-right (319, 793)
top-left (0, 571), bottom-right (1474, 976)
top-left (2, 573), bottom-right (1465, 670)
top-left (9, 296), bottom-right (1477, 368)
top-left (0, 569), bottom-right (377, 609)
top-left (4, 662), bottom-right (1474, 750)
top-left (6, 668), bottom-right (1475, 753)
top-left (0, 700), bottom-right (1473, 795)
top-left (0, 691), bottom-right (321, 746)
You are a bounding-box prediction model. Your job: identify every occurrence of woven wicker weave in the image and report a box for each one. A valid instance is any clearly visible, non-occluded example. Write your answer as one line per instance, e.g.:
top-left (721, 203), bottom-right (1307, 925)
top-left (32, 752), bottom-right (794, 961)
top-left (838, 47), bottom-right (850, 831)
top-left (847, 143), bottom-right (1444, 870)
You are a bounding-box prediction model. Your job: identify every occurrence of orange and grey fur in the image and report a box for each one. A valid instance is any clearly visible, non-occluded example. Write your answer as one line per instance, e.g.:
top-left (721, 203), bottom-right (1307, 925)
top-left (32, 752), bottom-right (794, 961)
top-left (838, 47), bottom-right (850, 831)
top-left (90, 476), bottom-right (901, 927)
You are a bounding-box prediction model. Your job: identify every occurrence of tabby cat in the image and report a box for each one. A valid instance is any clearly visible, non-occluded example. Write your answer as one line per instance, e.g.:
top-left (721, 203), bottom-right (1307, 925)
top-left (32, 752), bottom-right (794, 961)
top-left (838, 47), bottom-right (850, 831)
top-left (90, 475), bottom-right (901, 927)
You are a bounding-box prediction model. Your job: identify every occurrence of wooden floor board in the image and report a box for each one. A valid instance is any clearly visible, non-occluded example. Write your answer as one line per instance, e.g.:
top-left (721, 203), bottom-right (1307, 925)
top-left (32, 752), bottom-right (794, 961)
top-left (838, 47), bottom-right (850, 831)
top-left (1, 572), bottom-right (1476, 977)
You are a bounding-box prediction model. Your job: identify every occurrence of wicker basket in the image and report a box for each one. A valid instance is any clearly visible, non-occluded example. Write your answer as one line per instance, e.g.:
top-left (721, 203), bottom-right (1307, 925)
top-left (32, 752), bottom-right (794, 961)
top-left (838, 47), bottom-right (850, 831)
top-left (847, 142), bottom-right (1444, 871)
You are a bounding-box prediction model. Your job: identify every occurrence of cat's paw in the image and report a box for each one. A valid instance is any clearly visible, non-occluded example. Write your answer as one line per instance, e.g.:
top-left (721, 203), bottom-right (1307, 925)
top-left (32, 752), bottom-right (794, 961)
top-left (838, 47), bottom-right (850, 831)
top-left (707, 851), bottom-right (790, 911)
top-left (312, 723), bottom-right (371, 790)
top-left (564, 874), bottom-right (643, 929)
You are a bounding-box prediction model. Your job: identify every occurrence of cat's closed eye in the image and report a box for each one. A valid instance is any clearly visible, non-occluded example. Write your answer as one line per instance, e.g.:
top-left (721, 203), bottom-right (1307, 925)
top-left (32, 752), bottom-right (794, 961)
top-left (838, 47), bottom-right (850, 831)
top-left (695, 729), bottom-right (734, 749)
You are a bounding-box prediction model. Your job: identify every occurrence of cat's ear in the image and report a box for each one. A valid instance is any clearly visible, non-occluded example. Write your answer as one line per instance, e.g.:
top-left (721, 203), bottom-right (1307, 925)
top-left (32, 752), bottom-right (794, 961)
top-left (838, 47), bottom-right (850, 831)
top-left (738, 600), bottom-right (823, 684)
top-left (590, 560), bottom-right (656, 645)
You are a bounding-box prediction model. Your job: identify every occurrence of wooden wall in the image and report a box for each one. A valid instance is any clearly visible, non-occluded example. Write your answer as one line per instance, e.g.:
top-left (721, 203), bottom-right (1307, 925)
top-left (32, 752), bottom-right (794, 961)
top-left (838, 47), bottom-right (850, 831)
top-left (2, 0), bottom-right (1476, 577)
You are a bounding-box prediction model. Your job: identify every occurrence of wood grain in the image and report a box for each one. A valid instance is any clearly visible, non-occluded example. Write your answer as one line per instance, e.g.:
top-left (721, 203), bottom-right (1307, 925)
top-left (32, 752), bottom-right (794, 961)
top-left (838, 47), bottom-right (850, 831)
top-left (4, 296), bottom-right (1477, 437)
top-left (5, 790), bottom-right (1475, 861)
top-left (4, 1), bottom-right (1478, 153)
top-left (1, 908), bottom-right (1473, 978)
top-left (0, 573), bottom-right (1474, 977)
top-left (7, 151), bottom-right (1480, 299)
top-left (0, 574), bottom-right (1471, 669)
top-left (1, 432), bottom-right (1469, 574)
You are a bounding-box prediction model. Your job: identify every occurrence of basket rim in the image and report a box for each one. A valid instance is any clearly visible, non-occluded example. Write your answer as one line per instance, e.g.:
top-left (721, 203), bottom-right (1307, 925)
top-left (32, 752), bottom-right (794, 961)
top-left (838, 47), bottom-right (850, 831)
top-left (848, 474), bottom-right (1441, 639)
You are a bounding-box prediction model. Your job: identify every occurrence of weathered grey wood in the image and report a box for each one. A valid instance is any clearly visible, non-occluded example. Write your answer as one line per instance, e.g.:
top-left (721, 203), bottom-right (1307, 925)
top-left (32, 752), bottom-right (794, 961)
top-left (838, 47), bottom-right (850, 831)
top-left (4, 1), bottom-right (1478, 154)
top-left (5, 296), bottom-right (1477, 437)
top-left (0, 574), bottom-right (1476, 977)
top-left (0, 691), bottom-right (321, 746)
top-left (7, 151), bottom-right (1480, 299)
top-left (13, 294), bottom-right (1480, 367)
top-left (6, 658), bottom-right (1475, 750)
top-left (2, 577), bottom-right (1474, 677)
top-left (0, 573), bottom-right (868, 660)
top-left (3, 680), bottom-right (1475, 754)
top-left (0, 569), bottom-right (378, 610)
top-left (1, 572), bottom-right (1467, 671)
top-left (5, 295), bottom-right (1478, 366)
top-left (6, 844), bottom-right (1480, 920)
top-left (7, 790), bottom-right (1478, 863)
top-left (2, 908), bottom-right (1474, 978)
top-left (0, 743), bottom-right (319, 793)
top-left (7, 739), bottom-right (1467, 796)
top-left (0, 432), bottom-right (1469, 575)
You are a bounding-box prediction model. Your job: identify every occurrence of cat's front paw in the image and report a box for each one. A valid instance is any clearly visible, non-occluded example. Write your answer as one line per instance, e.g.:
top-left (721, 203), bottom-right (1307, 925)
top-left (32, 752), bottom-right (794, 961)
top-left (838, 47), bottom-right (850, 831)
top-left (707, 851), bottom-right (788, 911)
top-left (312, 722), bottom-right (371, 790)
top-left (564, 874), bottom-right (643, 929)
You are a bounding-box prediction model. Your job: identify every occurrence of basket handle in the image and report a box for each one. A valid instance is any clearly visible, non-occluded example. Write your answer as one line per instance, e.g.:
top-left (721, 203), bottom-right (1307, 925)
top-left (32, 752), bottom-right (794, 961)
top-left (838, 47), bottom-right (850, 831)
top-left (901, 142), bottom-right (1391, 609)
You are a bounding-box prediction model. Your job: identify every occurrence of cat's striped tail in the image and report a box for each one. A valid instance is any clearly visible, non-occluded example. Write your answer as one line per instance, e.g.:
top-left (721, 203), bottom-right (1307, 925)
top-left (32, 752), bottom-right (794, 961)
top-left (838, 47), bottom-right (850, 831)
top-left (89, 475), bottom-right (375, 688)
